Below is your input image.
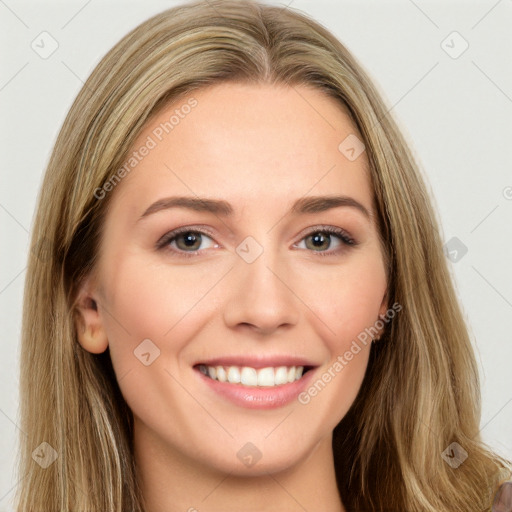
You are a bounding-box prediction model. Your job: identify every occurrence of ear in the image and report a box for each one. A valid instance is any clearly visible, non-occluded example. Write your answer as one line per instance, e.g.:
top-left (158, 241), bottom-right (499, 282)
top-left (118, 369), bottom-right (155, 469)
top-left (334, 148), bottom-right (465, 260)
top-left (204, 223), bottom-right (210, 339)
top-left (73, 275), bottom-right (108, 354)
top-left (375, 289), bottom-right (389, 340)
top-left (378, 288), bottom-right (388, 318)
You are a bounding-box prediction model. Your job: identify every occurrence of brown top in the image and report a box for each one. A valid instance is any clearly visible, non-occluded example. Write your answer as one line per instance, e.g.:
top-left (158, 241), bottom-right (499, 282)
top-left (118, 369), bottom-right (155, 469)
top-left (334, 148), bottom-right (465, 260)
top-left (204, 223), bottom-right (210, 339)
top-left (493, 482), bottom-right (512, 512)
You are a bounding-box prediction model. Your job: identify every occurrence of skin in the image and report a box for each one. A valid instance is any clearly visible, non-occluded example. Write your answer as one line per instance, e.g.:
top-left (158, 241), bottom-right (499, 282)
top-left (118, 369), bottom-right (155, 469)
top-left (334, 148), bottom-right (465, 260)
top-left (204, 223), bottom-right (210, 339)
top-left (75, 82), bottom-right (388, 512)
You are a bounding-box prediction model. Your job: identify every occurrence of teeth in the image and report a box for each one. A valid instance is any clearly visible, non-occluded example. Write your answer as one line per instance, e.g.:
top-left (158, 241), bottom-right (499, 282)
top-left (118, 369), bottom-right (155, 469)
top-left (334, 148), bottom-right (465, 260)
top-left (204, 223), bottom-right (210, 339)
top-left (198, 364), bottom-right (306, 387)
top-left (227, 366), bottom-right (241, 384)
top-left (216, 366), bottom-right (227, 382)
top-left (240, 367), bottom-right (257, 386)
top-left (257, 367), bottom-right (274, 387)
top-left (274, 366), bottom-right (288, 385)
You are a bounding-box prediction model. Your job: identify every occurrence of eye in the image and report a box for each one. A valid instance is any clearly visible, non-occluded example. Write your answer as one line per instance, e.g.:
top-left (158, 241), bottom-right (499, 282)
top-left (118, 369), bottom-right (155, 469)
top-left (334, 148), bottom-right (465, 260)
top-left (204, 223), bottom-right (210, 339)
top-left (294, 226), bottom-right (356, 256)
top-left (156, 227), bottom-right (218, 258)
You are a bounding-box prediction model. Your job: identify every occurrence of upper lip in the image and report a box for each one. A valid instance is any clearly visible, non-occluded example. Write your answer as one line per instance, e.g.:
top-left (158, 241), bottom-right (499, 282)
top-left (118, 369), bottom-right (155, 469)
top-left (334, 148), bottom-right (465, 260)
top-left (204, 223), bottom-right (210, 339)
top-left (194, 355), bottom-right (318, 369)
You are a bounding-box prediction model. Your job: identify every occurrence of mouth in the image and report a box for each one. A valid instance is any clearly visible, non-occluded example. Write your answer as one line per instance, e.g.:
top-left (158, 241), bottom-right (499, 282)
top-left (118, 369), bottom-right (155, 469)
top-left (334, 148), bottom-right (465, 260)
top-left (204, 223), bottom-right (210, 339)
top-left (195, 364), bottom-right (315, 388)
top-left (193, 358), bottom-right (317, 409)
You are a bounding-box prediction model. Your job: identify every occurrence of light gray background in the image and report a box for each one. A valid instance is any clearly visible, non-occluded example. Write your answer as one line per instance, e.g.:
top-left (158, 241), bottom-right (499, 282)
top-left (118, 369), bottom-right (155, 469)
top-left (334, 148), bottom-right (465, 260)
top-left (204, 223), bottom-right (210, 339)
top-left (1, 0), bottom-right (511, 509)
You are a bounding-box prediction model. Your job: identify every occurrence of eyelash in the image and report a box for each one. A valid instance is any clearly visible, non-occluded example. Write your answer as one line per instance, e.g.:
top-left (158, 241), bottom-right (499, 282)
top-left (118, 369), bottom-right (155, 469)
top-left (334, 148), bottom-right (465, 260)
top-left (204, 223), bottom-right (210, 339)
top-left (156, 225), bottom-right (357, 259)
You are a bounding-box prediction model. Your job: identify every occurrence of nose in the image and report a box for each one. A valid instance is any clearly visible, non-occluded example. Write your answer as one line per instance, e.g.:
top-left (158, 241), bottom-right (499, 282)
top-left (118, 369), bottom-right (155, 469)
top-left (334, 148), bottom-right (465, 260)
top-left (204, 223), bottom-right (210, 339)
top-left (223, 242), bottom-right (300, 336)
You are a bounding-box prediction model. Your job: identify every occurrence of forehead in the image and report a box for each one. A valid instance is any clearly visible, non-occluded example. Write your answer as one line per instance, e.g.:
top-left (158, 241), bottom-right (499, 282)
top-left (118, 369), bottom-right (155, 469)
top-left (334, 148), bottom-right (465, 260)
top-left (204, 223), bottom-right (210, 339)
top-left (108, 82), bottom-right (372, 218)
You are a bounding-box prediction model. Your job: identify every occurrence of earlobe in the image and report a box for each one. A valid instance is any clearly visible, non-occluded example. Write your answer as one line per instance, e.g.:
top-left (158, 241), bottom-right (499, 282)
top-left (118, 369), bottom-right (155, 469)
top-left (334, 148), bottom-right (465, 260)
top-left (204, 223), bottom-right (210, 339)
top-left (74, 285), bottom-right (109, 354)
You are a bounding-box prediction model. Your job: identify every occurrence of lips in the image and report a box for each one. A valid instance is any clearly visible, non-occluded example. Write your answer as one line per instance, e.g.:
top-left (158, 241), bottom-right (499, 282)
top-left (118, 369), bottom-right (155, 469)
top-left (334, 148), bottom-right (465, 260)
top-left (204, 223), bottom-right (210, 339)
top-left (193, 356), bottom-right (318, 409)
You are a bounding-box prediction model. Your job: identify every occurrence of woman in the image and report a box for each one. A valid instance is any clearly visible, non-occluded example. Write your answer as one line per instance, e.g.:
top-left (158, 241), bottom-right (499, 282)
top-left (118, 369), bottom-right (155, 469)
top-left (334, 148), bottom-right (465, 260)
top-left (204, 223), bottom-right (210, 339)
top-left (16, 0), bottom-right (511, 510)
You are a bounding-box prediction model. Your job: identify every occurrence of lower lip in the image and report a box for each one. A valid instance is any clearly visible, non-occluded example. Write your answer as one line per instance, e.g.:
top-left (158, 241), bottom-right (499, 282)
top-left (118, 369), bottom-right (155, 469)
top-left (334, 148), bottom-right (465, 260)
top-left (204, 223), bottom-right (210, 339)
top-left (196, 368), bottom-right (316, 409)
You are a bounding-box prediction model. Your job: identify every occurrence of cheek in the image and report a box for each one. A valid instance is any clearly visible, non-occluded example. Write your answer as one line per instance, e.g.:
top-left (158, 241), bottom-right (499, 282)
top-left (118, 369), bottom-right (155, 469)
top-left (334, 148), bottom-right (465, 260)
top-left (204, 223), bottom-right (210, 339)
top-left (293, 256), bottom-right (385, 423)
top-left (98, 254), bottom-right (225, 371)
top-left (95, 254), bottom-right (228, 431)
top-left (297, 251), bottom-right (387, 349)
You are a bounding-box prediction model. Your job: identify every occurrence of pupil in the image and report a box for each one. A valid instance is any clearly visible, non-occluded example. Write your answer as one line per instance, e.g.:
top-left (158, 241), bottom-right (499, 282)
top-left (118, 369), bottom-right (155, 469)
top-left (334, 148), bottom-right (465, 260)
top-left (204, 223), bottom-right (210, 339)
top-left (183, 232), bottom-right (199, 247)
top-left (311, 232), bottom-right (328, 249)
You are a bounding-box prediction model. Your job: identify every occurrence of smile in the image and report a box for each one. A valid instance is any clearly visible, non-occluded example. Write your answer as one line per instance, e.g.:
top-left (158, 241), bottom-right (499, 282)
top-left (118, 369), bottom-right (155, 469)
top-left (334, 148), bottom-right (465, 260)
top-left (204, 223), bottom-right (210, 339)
top-left (197, 364), bottom-right (307, 387)
top-left (194, 356), bottom-right (317, 409)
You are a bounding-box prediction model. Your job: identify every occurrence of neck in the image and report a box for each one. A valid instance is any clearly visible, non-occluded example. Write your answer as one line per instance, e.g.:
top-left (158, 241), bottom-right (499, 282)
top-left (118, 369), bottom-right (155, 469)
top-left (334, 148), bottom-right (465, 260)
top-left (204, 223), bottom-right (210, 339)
top-left (134, 420), bottom-right (345, 512)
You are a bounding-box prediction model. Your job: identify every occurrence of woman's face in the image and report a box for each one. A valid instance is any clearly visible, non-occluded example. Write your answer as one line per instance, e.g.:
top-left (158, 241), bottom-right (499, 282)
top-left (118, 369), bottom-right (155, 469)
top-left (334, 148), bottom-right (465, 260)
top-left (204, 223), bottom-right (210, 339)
top-left (78, 82), bottom-right (388, 476)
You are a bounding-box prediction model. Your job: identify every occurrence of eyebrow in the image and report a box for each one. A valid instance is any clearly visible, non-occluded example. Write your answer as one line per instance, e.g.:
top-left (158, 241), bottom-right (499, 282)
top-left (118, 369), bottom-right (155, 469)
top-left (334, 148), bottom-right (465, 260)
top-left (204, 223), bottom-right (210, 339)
top-left (139, 194), bottom-right (371, 220)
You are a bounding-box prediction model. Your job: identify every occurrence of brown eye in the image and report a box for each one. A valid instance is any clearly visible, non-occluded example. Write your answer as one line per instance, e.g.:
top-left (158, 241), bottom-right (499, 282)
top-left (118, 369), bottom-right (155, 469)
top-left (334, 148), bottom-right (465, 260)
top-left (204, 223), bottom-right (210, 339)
top-left (157, 228), bottom-right (217, 257)
top-left (296, 227), bottom-right (356, 256)
top-left (174, 231), bottom-right (203, 251)
top-left (305, 232), bottom-right (334, 251)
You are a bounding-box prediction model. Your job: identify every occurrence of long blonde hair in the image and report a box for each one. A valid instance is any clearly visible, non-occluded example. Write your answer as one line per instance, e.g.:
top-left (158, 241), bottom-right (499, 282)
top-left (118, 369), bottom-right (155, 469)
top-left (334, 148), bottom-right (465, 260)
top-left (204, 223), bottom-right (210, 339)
top-left (16, 1), bottom-right (510, 510)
